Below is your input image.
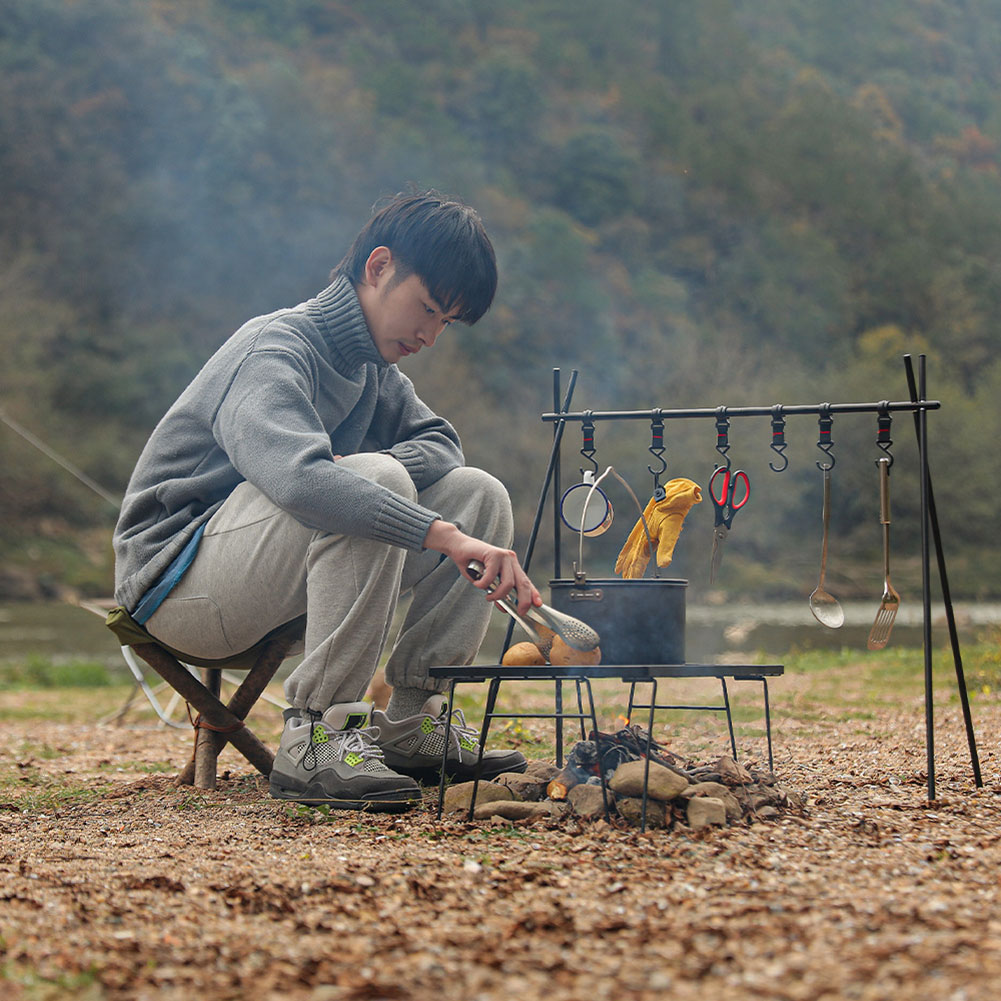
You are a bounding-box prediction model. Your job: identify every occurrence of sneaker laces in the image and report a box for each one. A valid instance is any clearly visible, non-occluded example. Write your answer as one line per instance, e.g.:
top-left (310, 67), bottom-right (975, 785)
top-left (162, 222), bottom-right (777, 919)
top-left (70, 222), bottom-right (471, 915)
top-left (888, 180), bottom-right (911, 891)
top-left (302, 712), bottom-right (385, 772)
top-left (435, 705), bottom-right (480, 757)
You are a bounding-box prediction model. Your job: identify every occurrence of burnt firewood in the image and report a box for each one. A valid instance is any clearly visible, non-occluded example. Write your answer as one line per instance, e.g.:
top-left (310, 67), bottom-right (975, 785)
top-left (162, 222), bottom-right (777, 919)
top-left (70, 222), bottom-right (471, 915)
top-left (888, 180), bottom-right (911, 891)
top-left (546, 761), bottom-right (592, 800)
top-left (590, 726), bottom-right (694, 781)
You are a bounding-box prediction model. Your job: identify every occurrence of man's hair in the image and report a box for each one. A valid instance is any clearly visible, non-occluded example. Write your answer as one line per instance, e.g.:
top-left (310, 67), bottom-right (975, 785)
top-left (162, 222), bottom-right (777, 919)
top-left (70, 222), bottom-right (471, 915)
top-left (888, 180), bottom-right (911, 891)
top-left (333, 190), bottom-right (498, 324)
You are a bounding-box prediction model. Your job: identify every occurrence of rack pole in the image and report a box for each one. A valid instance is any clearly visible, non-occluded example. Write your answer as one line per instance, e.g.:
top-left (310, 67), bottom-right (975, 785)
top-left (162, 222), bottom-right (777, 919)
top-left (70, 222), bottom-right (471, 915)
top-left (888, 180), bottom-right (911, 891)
top-left (500, 369), bottom-right (577, 657)
top-left (903, 355), bottom-right (981, 790)
top-left (917, 355), bottom-right (935, 799)
top-left (553, 369), bottom-right (562, 581)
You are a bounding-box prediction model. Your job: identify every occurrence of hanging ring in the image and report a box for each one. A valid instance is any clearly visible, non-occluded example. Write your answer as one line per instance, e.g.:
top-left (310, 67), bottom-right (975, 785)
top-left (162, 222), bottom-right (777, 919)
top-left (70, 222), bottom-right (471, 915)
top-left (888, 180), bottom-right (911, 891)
top-left (768, 404), bottom-right (789, 473)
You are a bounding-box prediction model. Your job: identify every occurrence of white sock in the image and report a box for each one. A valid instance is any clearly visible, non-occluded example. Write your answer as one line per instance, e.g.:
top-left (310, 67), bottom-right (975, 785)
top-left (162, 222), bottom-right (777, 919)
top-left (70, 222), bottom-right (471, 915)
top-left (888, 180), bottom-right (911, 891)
top-left (386, 686), bottom-right (435, 720)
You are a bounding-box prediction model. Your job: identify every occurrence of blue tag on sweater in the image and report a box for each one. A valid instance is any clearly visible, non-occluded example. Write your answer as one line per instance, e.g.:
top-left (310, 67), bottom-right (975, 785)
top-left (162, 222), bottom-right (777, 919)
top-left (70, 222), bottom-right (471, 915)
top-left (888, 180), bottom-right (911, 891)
top-left (131, 522), bottom-right (207, 624)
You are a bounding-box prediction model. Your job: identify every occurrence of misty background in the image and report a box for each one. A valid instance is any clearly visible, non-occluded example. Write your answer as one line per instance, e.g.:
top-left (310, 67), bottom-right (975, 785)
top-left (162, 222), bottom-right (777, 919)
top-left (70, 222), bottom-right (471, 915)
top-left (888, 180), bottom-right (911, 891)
top-left (2, 0), bottom-right (1001, 607)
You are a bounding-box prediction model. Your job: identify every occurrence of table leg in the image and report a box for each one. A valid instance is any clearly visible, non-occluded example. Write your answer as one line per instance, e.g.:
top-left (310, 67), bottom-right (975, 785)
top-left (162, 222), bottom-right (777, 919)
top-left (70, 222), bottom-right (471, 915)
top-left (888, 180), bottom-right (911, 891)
top-left (467, 677), bottom-right (502, 822)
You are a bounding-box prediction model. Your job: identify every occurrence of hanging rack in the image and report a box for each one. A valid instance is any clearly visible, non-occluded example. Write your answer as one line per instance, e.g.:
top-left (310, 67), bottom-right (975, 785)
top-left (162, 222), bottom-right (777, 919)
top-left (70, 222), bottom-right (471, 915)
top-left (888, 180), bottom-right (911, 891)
top-left (534, 359), bottom-right (978, 803)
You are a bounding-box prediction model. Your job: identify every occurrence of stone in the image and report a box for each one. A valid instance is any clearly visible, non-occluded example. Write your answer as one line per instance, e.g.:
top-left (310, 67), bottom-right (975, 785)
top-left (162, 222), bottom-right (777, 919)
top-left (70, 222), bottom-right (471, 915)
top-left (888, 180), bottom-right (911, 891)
top-left (687, 796), bottom-right (727, 829)
top-left (715, 756), bottom-right (753, 785)
top-left (753, 805), bottom-right (779, 821)
top-left (472, 800), bottom-right (554, 821)
top-left (608, 759), bottom-right (690, 802)
top-left (567, 782), bottom-right (613, 819)
top-left (681, 781), bottom-right (730, 799)
top-left (684, 781), bottom-right (743, 822)
top-left (523, 759), bottom-right (561, 782)
top-left (616, 797), bottom-right (666, 829)
top-left (442, 780), bottom-right (513, 814)
top-left (495, 772), bottom-right (545, 802)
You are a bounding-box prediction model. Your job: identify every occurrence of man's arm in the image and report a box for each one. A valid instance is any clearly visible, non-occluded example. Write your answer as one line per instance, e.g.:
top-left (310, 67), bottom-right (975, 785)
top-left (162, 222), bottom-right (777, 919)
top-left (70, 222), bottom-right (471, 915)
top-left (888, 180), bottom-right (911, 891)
top-left (423, 519), bottom-right (541, 615)
top-left (370, 368), bottom-right (464, 490)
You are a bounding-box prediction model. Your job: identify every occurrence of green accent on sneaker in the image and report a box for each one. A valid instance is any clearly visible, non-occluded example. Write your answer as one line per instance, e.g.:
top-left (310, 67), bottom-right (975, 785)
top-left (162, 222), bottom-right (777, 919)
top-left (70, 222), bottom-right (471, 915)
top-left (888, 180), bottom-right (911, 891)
top-left (343, 712), bottom-right (369, 730)
top-left (420, 717), bottom-right (435, 735)
top-left (459, 735), bottom-right (477, 751)
top-left (313, 727), bottom-right (329, 744)
top-left (344, 751), bottom-right (364, 767)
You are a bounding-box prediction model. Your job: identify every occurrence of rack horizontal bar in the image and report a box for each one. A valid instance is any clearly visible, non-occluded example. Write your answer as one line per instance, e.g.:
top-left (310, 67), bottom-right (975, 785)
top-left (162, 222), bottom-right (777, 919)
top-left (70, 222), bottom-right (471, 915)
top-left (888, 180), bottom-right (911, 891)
top-left (542, 399), bottom-right (940, 422)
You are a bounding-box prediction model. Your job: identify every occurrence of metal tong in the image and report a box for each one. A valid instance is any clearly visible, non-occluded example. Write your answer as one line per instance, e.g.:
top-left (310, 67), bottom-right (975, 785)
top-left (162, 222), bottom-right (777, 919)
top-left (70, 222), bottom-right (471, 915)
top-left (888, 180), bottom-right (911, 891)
top-left (466, 560), bottom-right (600, 652)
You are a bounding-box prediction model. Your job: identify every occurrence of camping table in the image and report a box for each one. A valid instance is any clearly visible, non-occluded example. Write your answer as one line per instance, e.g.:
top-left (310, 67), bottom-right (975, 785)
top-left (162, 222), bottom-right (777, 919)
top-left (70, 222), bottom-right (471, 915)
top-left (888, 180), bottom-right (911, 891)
top-left (429, 662), bottom-right (783, 826)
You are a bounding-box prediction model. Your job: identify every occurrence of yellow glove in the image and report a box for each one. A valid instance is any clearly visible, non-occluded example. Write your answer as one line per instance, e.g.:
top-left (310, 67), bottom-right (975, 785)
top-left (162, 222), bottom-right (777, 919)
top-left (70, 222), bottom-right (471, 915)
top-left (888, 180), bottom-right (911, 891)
top-left (614, 478), bottom-right (703, 579)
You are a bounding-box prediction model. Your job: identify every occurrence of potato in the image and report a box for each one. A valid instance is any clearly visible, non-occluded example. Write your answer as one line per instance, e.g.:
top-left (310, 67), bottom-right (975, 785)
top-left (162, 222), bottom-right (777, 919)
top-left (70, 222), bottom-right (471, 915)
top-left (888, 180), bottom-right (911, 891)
top-left (548, 635), bottom-right (601, 666)
top-left (501, 641), bottom-right (547, 666)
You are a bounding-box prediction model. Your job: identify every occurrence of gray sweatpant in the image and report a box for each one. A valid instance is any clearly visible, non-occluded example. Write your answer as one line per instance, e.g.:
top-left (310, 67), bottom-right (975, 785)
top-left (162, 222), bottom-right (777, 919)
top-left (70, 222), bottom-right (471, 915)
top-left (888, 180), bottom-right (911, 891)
top-left (143, 454), bottom-right (514, 713)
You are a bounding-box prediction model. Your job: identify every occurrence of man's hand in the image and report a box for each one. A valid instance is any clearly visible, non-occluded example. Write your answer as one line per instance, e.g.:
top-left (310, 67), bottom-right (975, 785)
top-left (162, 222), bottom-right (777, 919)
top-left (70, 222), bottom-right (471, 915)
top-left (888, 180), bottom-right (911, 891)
top-left (423, 520), bottom-right (541, 615)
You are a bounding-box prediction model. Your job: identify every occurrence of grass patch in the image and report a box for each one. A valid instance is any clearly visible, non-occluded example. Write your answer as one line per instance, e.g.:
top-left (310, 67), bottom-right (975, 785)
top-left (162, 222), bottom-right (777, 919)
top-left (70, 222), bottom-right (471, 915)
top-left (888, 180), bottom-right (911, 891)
top-left (0, 685), bottom-right (138, 723)
top-left (0, 654), bottom-right (119, 690)
top-left (0, 768), bottom-right (113, 813)
top-left (0, 962), bottom-right (104, 1000)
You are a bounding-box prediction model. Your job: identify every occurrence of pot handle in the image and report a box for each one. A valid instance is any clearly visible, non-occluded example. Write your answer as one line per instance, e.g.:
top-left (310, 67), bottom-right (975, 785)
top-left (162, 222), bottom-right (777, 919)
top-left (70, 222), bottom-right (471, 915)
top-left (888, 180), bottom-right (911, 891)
top-left (579, 467), bottom-right (657, 579)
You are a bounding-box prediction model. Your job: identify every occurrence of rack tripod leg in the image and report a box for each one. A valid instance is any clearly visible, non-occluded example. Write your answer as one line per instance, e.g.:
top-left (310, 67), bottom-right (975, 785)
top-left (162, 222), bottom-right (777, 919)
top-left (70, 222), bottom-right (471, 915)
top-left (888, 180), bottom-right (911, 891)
top-left (904, 355), bottom-right (982, 790)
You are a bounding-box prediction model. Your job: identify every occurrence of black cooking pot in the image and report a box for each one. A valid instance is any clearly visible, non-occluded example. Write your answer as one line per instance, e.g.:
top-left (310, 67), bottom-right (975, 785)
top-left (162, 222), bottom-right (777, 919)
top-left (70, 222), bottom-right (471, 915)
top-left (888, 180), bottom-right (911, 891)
top-left (548, 575), bottom-right (687, 665)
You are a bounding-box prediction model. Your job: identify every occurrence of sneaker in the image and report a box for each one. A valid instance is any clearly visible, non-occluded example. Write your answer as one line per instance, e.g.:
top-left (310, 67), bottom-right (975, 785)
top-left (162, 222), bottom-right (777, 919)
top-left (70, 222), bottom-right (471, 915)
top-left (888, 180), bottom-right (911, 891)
top-left (269, 701), bottom-right (421, 811)
top-left (372, 695), bottom-right (527, 783)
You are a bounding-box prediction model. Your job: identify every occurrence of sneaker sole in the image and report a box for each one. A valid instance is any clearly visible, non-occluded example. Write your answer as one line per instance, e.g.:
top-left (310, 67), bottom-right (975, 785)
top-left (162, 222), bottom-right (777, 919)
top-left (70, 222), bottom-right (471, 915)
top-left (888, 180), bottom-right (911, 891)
top-left (269, 780), bottom-right (421, 812)
top-left (390, 757), bottom-right (528, 785)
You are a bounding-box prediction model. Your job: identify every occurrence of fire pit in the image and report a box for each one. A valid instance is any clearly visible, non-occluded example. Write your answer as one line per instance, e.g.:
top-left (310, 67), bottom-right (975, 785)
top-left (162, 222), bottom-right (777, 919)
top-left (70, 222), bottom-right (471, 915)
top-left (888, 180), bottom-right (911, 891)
top-left (440, 726), bottom-right (800, 831)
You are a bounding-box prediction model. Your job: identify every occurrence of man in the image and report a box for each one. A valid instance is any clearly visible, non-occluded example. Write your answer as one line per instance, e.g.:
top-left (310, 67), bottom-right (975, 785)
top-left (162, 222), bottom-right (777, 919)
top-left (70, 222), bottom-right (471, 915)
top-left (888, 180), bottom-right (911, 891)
top-left (113, 190), bottom-right (539, 811)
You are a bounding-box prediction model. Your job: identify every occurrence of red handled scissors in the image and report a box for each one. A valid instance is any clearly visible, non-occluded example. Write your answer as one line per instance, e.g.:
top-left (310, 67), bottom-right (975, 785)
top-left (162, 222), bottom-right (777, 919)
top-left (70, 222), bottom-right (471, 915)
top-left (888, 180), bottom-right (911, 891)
top-left (709, 465), bottom-right (750, 583)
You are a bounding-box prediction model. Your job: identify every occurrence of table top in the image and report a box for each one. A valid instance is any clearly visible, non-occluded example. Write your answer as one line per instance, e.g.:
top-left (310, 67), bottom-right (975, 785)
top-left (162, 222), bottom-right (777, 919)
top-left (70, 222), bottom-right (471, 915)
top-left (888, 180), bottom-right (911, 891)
top-left (428, 663), bottom-right (784, 682)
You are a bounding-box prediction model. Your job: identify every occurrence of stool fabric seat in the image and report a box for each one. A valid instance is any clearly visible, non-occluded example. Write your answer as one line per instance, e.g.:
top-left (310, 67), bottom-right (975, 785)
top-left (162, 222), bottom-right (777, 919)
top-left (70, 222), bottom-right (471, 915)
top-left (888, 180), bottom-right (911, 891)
top-left (105, 606), bottom-right (305, 789)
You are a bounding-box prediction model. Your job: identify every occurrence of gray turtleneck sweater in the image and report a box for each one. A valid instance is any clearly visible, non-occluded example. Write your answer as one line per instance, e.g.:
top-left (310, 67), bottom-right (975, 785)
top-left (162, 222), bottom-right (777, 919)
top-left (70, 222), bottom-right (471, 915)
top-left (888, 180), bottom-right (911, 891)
top-left (113, 276), bottom-right (462, 612)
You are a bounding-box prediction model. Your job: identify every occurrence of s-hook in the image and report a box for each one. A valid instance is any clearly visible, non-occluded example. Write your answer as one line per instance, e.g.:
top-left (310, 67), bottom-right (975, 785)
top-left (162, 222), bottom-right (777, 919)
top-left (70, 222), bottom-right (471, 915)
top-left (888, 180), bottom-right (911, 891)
top-left (579, 412), bottom-right (598, 475)
top-left (768, 405), bottom-right (789, 473)
top-left (647, 410), bottom-right (667, 500)
top-left (714, 407), bottom-right (731, 469)
top-left (816, 404), bottom-right (836, 470)
top-left (875, 402), bottom-right (894, 469)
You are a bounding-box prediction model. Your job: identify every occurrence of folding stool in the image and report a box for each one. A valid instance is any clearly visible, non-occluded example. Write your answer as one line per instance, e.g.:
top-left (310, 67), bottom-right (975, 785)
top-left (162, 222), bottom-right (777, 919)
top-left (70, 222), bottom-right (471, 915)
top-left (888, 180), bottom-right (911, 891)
top-left (105, 607), bottom-right (305, 789)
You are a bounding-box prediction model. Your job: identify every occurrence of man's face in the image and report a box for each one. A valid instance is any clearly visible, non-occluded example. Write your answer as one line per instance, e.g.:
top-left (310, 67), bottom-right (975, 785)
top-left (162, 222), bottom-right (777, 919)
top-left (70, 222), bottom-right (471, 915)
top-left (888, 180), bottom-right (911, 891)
top-left (357, 248), bottom-right (460, 364)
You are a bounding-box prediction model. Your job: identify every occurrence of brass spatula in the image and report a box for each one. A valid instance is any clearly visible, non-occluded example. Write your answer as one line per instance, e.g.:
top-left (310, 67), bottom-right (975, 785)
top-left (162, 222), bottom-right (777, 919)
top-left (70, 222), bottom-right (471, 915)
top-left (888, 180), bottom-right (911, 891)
top-left (867, 457), bottom-right (900, 650)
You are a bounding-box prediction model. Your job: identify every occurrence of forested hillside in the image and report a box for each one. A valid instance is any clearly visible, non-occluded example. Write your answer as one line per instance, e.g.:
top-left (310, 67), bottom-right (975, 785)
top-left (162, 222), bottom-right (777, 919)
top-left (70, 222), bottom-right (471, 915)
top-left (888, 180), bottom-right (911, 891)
top-left (2, 0), bottom-right (1001, 600)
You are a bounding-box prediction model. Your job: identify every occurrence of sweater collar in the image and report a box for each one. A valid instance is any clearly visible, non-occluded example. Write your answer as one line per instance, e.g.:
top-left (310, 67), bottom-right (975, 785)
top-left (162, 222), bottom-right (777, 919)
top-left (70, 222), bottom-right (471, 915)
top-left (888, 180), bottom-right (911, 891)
top-left (306, 275), bottom-right (387, 375)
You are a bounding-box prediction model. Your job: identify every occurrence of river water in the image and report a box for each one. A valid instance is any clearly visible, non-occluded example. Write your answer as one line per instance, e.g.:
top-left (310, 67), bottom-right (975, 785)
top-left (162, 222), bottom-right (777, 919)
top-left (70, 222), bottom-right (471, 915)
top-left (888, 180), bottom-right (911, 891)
top-left (2, 599), bottom-right (999, 667)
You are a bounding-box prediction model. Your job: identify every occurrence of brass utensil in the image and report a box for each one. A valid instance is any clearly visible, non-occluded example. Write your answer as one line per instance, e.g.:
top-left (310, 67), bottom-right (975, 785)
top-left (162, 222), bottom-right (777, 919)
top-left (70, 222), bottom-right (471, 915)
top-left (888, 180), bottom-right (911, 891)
top-left (867, 457), bottom-right (900, 649)
top-left (809, 465), bottom-right (844, 628)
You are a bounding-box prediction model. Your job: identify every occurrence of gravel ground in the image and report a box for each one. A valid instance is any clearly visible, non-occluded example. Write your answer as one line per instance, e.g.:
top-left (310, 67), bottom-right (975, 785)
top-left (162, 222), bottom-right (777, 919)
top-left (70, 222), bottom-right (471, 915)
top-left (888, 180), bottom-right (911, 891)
top-left (2, 683), bottom-right (1000, 1001)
